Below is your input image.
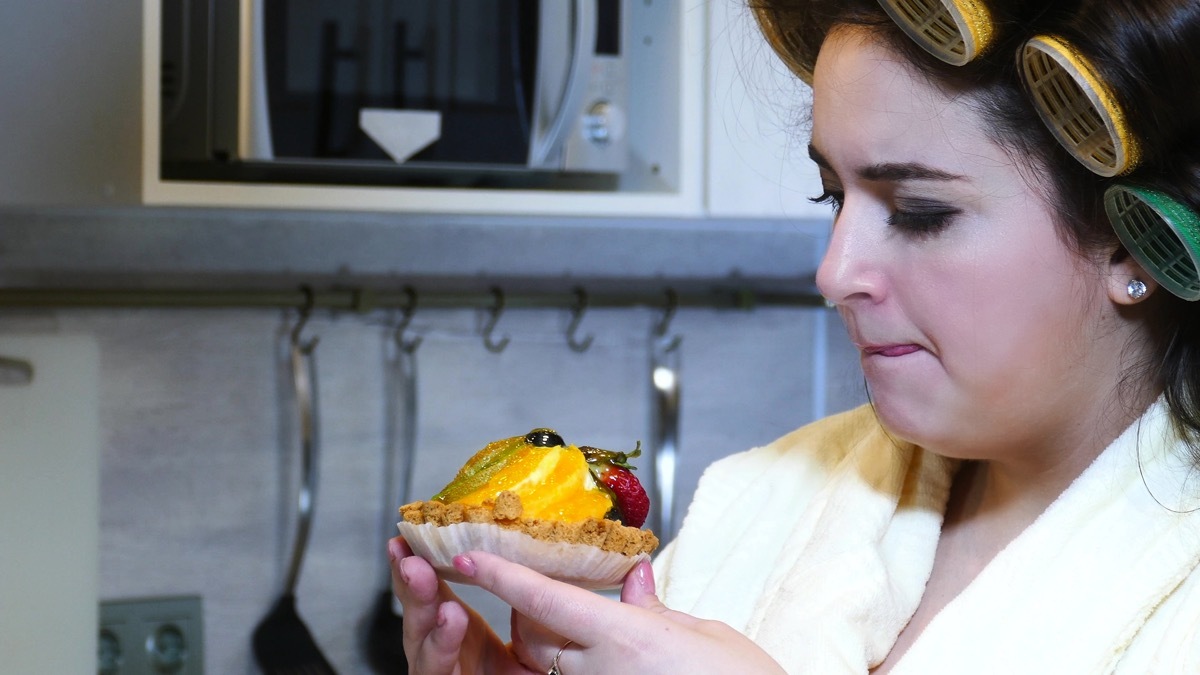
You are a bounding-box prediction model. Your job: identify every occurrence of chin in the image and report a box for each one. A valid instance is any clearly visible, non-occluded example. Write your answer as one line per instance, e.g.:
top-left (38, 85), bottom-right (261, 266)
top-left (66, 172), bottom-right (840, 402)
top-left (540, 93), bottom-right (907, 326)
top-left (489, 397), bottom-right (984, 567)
top-left (867, 389), bottom-right (947, 450)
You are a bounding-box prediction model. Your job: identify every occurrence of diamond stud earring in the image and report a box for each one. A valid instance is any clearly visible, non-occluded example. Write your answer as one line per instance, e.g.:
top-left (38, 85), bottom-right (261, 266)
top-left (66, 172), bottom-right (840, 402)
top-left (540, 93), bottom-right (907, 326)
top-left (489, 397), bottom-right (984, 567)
top-left (1127, 278), bottom-right (1148, 300)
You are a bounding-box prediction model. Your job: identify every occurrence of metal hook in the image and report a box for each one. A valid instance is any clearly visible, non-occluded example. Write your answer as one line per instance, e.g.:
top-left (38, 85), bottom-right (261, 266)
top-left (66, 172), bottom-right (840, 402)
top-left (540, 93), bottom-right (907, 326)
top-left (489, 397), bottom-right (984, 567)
top-left (654, 288), bottom-right (683, 352)
top-left (482, 286), bottom-right (511, 353)
top-left (290, 286), bottom-right (320, 354)
top-left (394, 286), bottom-right (423, 354)
top-left (566, 287), bottom-right (595, 353)
top-left (654, 288), bottom-right (678, 337)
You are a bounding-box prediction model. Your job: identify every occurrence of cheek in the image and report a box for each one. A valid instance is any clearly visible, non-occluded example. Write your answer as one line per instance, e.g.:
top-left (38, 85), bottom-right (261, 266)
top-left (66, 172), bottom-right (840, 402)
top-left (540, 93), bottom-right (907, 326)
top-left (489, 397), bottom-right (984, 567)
top-left (927, 251), bottom-right (1093, 386)
top-left (909, 235), bottom-right (1018, 332)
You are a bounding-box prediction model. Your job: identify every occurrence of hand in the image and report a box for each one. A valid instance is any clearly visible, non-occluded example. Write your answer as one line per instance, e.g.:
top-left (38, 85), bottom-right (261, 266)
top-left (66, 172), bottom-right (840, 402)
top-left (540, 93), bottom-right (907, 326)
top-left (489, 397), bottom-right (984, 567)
top-left (387, 537), bottom-right (535, 675)
top-left (451, 551), bottom-right (786, 675)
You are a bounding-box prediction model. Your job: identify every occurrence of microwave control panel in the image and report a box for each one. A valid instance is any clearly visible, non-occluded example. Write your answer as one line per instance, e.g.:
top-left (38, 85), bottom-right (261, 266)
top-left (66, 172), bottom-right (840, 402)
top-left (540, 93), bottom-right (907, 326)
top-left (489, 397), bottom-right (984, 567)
top-left (565, 56), bottom-right (629, 173)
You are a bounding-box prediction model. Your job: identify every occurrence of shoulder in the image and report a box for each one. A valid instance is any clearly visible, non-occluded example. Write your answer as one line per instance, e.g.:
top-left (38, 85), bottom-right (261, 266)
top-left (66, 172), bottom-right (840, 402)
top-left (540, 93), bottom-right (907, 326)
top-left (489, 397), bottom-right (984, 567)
top-left (685, 404), bottom-right (901, 520)
top-left (658, 405), bottom-right (939, 615)
top-left (1117, 556), bottom-right (1200, 671)
top-left (706, 404), bottom-right (897, 481)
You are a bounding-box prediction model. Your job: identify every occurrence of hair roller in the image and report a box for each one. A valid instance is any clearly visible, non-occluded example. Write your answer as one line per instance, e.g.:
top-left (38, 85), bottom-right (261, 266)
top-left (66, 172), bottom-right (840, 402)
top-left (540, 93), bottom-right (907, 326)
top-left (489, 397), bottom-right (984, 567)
top-left (751, 3), bottom-right (820, 84)
top-left (751, 0), bottom-right (1045, 85)
top-left (1020, 35), bottom-right (1140, 177)
top-left (1019, 0), bottom-right (1200, 177)
top-left (875, 0), bottom-right (995, 66)
top-left (1106, 184), bottom-right (1200, 301)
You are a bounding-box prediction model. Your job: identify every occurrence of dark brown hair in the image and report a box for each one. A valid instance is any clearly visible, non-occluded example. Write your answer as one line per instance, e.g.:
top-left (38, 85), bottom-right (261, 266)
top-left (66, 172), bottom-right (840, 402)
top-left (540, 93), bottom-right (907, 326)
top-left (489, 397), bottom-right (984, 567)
top-left (751, 0), bottom-right (1200, 461)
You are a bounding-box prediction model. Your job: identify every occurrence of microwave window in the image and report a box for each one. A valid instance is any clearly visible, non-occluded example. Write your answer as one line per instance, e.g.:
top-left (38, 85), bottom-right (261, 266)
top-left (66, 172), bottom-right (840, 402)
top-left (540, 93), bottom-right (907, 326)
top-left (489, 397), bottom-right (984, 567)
top-left (265, 0), bottom-right (536, 163)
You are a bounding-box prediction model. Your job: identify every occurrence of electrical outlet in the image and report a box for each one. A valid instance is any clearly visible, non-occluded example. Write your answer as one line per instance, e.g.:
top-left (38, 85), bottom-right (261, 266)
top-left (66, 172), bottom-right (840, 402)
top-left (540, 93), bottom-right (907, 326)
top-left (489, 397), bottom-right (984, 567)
top-left (99, 596), bottom-right (203, 675)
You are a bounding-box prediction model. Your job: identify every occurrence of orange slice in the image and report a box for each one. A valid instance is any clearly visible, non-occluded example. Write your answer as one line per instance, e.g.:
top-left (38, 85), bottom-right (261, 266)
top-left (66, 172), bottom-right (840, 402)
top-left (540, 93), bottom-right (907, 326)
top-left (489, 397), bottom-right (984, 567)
top-left (453, 445), bottom-right (613, 522)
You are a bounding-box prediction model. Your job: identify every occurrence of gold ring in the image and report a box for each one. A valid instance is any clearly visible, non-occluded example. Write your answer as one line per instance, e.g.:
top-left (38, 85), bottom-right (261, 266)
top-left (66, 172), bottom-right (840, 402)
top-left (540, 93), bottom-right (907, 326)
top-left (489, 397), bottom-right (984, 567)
top-left (547, 639), bottom-right (573, 675)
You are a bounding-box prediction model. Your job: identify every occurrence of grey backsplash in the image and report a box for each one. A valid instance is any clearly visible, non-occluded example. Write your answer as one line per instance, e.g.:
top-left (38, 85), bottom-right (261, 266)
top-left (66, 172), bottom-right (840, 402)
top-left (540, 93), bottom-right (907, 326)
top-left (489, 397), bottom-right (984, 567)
top-left (14, 302), bottom-right (862, 674)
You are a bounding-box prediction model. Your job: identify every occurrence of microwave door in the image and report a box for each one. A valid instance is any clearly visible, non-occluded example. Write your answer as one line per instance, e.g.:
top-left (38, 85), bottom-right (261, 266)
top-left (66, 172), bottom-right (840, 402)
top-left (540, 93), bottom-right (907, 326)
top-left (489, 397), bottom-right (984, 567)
top-left (528, 0), bottom-right (595, 169)
top-left (254, 0), bottom-right (536, 169)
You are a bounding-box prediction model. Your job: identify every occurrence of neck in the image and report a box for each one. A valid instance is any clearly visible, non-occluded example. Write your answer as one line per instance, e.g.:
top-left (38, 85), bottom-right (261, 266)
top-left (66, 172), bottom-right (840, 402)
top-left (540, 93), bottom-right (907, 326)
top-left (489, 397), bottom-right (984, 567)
top-left (953, 391), bottom-right (1157, 540)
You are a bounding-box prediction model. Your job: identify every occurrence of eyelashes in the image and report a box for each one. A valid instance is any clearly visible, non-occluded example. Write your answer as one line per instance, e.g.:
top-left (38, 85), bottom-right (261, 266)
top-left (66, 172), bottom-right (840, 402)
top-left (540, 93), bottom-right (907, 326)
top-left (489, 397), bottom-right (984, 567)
top-left (808, 189), bottom-right (844, 212)
top-left (887, 208), bottom-right (957, 236)
top-left (808, 189), bottom-right (959, 238)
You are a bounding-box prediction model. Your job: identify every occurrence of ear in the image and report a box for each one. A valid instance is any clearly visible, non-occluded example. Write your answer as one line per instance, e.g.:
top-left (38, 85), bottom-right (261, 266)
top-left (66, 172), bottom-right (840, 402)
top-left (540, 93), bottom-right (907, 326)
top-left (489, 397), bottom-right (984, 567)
top-left (1106, 247), bottom-right (1158, 305)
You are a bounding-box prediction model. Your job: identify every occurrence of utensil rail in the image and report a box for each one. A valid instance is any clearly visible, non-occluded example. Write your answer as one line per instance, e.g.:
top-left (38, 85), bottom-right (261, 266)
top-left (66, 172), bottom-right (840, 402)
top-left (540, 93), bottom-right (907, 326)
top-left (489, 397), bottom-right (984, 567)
top-left (0, 286), bottom-right (824, 312)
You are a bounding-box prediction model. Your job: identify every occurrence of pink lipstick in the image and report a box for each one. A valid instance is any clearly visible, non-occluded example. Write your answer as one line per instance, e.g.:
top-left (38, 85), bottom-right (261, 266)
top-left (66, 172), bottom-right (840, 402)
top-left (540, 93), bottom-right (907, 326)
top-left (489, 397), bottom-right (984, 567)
top-left (863, 344), bottom-right (921, 357)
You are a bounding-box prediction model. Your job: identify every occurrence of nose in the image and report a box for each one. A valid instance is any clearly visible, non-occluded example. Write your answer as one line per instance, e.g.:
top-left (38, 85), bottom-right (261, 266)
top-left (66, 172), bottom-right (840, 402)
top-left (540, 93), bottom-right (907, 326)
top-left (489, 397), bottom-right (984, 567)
top-left (815, 209), bottom-right (886, 305)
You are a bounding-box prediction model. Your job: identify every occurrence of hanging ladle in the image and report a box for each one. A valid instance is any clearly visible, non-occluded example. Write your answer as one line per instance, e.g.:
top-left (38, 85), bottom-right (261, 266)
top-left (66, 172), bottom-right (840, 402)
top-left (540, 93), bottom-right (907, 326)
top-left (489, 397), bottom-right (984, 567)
top-left (650, 290), bottom-right (682, 541)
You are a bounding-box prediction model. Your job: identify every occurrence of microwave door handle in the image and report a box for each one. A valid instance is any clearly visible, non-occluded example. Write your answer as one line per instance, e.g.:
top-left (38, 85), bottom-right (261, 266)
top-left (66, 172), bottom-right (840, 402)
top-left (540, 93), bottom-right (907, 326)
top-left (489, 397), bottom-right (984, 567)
top-left (239, 0), bottom-right (274, 160)
top-left (529, 0), bottom-right (596, 168)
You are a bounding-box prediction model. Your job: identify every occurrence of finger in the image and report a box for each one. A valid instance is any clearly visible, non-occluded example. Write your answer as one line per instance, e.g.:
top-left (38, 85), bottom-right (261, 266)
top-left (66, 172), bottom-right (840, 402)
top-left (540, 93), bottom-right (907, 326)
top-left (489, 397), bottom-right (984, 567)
top-left (389, 539), bottom-right (441, 607)
top-left (619, 560), bottom-right (656, 605)
top-left (408, 600), bottom-right (470, 675)
top-left (388, 535), bottom-right (414, 559)
top-left (391, 540), bottom-right (462, 660)
top-left (509, 610), bottom-right (568, 672)
top-left (389, 542), bottom-right (473, 675)
top-left (619, 561), bottom-right (707, 627)
top-left (509, 609), bottom-right (524, 659)
top-left (452, 550), bottom-right (633, 644)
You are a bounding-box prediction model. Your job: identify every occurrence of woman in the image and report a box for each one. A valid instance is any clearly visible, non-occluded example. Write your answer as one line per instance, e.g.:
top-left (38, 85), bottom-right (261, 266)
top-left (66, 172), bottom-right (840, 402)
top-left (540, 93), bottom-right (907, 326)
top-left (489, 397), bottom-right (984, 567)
top-left (388, 0), bottom-right (1200, 671)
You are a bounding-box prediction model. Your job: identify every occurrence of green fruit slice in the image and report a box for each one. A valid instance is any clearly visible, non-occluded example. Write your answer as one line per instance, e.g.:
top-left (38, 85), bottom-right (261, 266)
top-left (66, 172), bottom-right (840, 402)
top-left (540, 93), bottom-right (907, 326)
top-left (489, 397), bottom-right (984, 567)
top-left (432, 429), bottom-right (568, 504)
top-left (430, 434), bottom-right (528, 503)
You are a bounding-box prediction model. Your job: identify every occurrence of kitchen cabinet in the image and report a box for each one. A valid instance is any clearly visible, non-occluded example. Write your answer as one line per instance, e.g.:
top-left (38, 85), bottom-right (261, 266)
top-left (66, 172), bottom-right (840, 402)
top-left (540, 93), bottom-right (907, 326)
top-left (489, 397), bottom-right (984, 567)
top-left (0, 0), bottom-right (826, 220)
top-left (0, 0), bottom-right (142, 207)
top-left (0, 336), bottom-right (100, 675)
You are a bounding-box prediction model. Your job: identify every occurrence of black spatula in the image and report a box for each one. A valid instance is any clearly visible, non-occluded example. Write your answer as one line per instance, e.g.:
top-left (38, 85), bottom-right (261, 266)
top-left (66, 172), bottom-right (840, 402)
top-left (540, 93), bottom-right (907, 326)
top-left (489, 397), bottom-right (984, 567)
top-left (254, 318), bottom-right (337, 674)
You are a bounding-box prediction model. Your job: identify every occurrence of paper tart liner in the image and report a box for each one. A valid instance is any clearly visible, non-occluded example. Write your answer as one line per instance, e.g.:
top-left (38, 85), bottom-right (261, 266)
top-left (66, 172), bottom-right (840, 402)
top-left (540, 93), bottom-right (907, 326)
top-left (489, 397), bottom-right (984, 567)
top-left (397, 520), bottom-right (650, 590)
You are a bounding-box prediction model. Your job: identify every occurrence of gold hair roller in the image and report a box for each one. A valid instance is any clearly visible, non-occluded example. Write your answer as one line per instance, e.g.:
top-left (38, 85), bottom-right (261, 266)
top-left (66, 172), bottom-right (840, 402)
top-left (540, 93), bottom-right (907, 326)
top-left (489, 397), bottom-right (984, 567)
top-left (1021, 35), bottom-right (1141, 177)
top-left (751, 6), bottom-right (816, 84)
top-left (876, 0), bottom-right (995, 66)
top-left (751, 0), bottom-right (995, 85)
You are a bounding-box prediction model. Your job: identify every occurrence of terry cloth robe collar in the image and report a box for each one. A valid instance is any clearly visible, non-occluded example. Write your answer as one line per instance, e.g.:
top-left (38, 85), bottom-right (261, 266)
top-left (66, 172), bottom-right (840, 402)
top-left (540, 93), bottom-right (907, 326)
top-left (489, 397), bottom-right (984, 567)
top-left (656, 401), bottom-right (1200, 672)
top-left (657, 405), bottom-right (957, 670)
top-left (892, 400), bottom-right (1200, 673)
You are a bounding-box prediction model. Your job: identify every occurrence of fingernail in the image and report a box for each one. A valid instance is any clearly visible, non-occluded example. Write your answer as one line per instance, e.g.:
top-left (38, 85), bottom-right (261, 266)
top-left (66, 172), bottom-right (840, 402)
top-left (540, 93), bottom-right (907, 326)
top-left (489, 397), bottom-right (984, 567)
top-left (398, 557), bottom-right (412, 585)
top-left (452, 554), bottom-right (477, 577)
top-left (635, 561), bottom-right (656, 593)
top-left (436, 604), bottom-right (448, 628)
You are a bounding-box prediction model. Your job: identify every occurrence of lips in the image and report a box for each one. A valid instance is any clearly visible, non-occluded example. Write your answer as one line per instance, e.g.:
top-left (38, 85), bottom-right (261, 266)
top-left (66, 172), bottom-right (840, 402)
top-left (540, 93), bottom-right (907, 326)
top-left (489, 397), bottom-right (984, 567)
top-left (861, 344), bottom-right (922, 357)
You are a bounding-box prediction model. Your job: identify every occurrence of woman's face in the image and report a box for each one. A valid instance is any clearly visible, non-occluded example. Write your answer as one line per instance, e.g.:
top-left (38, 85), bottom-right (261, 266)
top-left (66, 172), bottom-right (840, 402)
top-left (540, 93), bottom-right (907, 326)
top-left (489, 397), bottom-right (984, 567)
top-left (812, 26), bottom-right (1133, 460)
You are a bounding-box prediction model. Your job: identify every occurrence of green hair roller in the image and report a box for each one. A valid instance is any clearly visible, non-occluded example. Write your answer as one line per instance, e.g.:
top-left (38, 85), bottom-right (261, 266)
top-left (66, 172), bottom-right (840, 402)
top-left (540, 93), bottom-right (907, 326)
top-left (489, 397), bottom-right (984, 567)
top-left (1105, 184), bottom-right (1200, 301)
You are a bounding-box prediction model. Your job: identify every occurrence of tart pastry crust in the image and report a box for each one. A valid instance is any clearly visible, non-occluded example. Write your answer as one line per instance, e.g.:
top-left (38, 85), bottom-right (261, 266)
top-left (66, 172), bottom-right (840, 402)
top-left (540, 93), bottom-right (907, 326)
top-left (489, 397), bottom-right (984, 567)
top-left (399, 491), bottom-right (659, 556)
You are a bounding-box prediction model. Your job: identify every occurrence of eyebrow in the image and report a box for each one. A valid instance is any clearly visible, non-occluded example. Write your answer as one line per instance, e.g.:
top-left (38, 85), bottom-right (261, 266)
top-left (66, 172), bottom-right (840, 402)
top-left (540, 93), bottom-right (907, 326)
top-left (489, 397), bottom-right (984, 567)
top-left (807, 144), bottom-right (967, 182)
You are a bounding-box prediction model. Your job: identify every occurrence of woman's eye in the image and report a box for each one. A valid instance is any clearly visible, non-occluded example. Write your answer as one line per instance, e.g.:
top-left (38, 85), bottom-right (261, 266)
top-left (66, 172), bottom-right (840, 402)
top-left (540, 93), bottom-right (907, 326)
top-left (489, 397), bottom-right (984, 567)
top-left (808, 189), bottom-right (845, 213)
top-left (888, 202), bottom-right (959, 237)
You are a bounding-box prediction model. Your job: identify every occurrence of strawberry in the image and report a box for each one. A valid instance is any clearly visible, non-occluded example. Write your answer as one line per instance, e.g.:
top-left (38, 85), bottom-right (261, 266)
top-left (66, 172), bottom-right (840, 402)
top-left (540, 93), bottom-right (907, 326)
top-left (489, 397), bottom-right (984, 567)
top-left (581, 443), bottom-right (651, 528)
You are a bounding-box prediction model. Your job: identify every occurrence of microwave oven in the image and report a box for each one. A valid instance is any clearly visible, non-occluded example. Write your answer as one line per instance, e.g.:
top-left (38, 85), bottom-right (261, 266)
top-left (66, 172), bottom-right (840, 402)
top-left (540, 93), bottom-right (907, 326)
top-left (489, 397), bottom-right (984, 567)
top-left (160, 0), bottom-right (630, 188)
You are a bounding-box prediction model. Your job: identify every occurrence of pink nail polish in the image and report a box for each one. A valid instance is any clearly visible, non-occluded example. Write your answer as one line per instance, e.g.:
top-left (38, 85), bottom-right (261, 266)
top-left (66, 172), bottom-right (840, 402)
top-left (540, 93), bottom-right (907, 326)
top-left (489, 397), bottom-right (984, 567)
top-left (452, 554), bottom-right (477, 577)
top-left (636, 561), bottom-right (656, 593)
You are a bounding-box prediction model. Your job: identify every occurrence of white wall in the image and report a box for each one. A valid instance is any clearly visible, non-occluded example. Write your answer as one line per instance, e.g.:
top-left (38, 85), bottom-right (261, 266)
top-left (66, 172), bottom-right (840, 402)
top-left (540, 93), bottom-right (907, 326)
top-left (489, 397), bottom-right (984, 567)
top-left (3, 299), bottom-right (862, 674)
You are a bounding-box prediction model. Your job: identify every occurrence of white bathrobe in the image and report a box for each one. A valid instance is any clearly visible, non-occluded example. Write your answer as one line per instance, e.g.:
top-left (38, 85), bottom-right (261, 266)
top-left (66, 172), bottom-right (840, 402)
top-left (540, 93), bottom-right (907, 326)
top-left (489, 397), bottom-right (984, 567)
top-left (655, 402), bottom-right (1200, 673)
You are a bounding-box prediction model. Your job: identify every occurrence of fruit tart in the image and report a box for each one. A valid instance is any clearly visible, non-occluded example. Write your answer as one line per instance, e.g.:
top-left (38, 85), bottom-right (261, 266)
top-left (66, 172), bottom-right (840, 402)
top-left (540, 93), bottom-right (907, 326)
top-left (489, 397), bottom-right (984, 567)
top-left (397, 428), bottom-right (659, 589)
